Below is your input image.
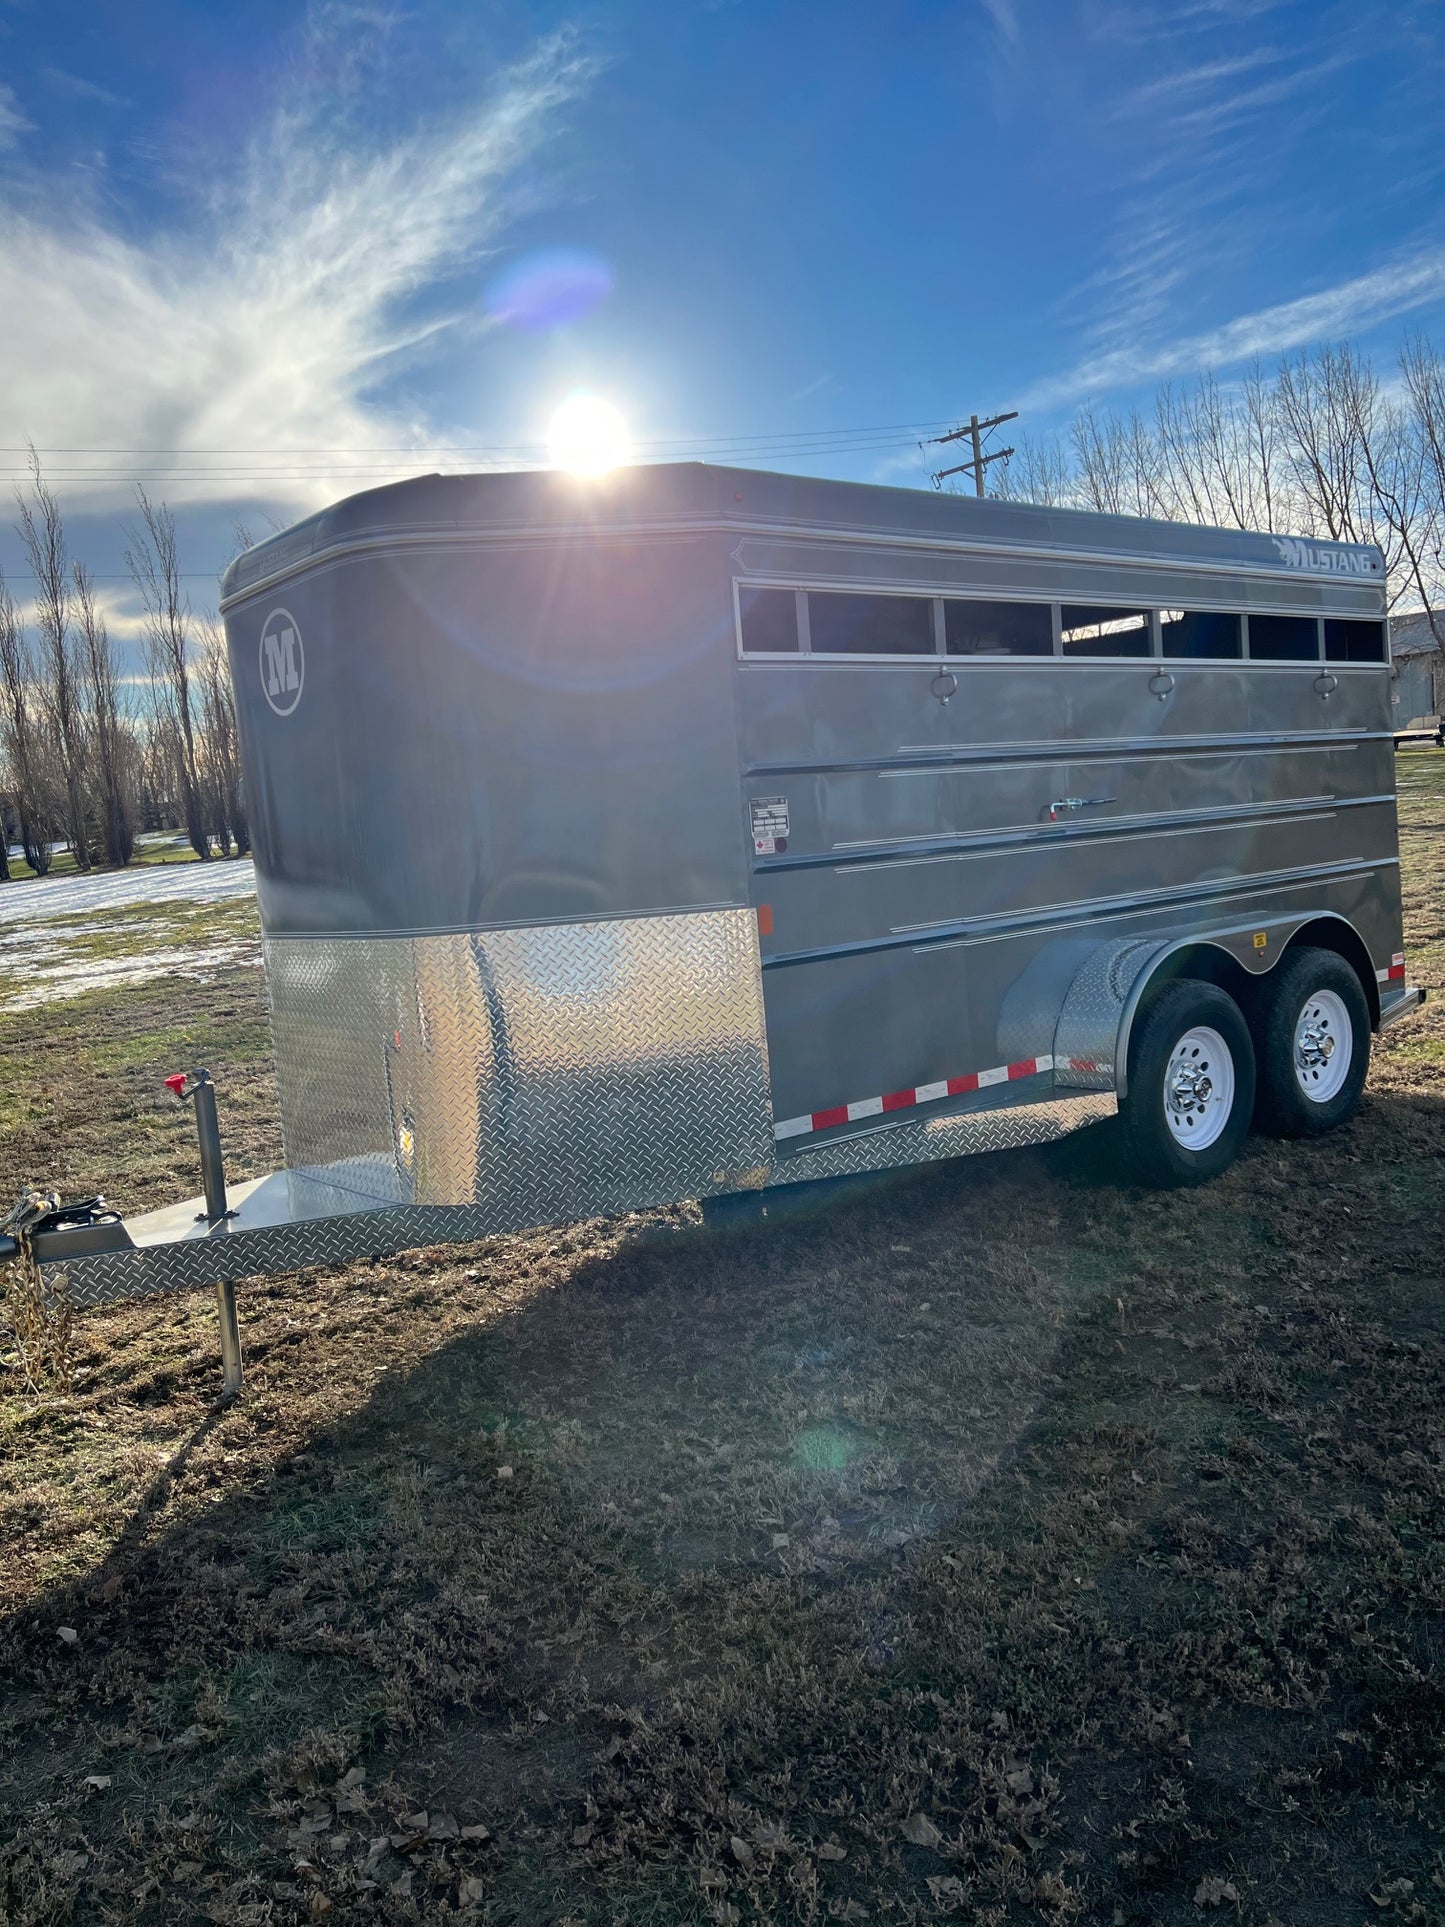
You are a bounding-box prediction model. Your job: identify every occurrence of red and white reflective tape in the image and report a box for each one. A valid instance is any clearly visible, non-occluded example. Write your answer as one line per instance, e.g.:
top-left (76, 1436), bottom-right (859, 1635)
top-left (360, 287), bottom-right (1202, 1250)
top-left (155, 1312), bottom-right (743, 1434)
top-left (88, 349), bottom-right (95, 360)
top-left (773, 1053), bottom-right (1065, 1143)
top-left (1376, 951), bottom-right (1406, 986)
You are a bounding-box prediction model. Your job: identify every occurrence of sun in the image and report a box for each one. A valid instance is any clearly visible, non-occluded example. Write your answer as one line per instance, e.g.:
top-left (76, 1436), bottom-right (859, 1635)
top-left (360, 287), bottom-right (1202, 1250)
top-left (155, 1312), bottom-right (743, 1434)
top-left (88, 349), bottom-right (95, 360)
top-left (547, 395), bottom-right (631, 475)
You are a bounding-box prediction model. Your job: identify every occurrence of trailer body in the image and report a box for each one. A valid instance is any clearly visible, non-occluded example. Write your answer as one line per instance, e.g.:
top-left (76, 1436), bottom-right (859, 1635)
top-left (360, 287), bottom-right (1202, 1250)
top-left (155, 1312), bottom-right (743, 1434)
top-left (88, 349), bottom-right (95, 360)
top-left (40, 465), bottom-right (1421, 1305)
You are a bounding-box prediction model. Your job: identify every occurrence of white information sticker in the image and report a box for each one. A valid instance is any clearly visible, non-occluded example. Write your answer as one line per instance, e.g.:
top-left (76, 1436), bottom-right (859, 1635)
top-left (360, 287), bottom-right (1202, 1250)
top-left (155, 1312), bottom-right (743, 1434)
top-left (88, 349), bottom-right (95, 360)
top-left (750, 795), bottom-right (790, 856)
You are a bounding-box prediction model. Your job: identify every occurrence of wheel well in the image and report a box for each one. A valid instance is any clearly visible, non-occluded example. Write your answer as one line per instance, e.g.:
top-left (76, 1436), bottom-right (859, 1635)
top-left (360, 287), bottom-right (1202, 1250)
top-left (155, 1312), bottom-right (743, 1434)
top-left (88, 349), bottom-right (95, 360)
top-left (1279, 917), bottom-right (1380, 1028)
top-left (1128, 922), bottom-right (1379, 1050)
top-left (1132, 942), bottom-right (1254, 1021)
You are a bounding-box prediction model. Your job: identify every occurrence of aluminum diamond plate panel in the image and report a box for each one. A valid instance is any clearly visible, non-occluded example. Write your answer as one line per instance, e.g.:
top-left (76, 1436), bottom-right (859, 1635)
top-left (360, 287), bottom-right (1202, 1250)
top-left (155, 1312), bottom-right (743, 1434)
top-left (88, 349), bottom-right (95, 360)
top-left (267, 912), bottom-right (776, 1218)
top-left (770, 1088), bottom-right (1116, 1186)
top-left (1052, 938), bottom-right (1165, 1093)
top-left (51, 1201), bottom-right (509, 1307)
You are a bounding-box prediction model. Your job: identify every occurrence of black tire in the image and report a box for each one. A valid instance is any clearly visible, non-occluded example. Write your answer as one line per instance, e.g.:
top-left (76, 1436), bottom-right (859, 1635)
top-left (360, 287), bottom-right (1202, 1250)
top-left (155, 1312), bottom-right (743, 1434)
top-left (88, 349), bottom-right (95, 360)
top-left (1253, 946), bottom-right (1370, 1138)
top-left (1119, 980), bottom-right (1256, 1188)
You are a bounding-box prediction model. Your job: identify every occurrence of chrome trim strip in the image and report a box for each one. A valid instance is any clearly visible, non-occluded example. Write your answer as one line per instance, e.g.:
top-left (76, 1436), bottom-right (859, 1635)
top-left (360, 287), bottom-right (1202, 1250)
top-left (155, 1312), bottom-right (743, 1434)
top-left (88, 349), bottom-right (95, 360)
top-left (221, 515), bottom-right (1387, 612)
top-left (745, 729), bottom-right (1390, 779)
top-left (746, 793), bottom-right (1392, 876)
top-left (759, 855), bottom-right (1394, 971)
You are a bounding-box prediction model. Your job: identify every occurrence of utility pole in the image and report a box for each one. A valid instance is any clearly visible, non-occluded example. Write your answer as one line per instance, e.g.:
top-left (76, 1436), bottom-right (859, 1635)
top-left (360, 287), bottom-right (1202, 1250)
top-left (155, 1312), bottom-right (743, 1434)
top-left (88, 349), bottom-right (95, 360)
top-left (923, 410), bottom-right (1019, 496)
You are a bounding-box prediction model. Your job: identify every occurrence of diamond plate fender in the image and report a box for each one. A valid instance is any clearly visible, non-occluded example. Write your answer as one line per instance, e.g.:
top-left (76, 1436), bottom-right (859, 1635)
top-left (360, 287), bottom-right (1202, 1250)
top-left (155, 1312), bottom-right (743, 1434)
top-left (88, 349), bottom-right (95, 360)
top-left (1052, 937), bottom-right (1172, 1095)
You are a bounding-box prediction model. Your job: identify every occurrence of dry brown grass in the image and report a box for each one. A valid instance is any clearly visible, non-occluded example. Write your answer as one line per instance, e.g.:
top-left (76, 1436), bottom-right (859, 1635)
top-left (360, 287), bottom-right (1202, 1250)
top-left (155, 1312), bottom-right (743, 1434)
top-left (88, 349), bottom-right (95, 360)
top-left (1, 755), bottom-right (1441, 1926)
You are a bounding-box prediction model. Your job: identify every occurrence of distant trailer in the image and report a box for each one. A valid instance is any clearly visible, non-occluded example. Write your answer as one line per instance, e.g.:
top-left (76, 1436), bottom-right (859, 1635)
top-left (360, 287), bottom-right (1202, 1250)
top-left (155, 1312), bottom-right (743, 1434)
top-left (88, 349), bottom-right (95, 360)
top-left (7, 466), bottom-right (1425, 1386)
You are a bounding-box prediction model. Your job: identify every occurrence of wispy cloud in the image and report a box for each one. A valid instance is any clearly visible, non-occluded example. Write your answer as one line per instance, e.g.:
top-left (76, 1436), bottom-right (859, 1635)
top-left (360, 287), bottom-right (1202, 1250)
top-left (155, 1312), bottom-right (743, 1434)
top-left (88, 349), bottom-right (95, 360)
top-left (1022, 247), bottom-right (1445, 408)
top-left (39, 67), bottom-right (133, 109)
top-left (0, 25), bottom-right (599, 509)
top-left (978, 0), bottom-right (1020, 43)
top-left (0, 84), bottom-right (31, 150)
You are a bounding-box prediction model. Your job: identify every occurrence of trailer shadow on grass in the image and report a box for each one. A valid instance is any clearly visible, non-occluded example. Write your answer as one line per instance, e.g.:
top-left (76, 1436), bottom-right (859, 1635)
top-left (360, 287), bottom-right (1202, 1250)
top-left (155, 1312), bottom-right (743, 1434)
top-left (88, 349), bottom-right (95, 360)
top-left (2, 1091), bottom-right (1444, 1927)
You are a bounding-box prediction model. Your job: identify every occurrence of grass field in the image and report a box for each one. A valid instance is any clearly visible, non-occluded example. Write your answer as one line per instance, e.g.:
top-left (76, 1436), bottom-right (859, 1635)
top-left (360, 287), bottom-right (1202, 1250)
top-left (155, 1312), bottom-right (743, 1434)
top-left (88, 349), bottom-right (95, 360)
top-left (1, 757), bottom-right (1441, 1926)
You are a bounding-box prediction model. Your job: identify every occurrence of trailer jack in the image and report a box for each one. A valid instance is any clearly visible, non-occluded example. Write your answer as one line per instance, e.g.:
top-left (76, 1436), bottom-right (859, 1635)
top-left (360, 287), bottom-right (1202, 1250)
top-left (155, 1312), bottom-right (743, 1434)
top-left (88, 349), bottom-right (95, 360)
top-left (164, 1070), bottom-right (243, 1401)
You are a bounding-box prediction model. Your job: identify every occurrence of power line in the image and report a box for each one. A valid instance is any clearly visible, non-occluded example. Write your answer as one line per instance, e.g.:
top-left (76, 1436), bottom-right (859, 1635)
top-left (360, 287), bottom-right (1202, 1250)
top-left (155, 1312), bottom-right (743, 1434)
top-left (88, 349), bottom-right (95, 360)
top-left (0, 419), bottom-right (954, 458)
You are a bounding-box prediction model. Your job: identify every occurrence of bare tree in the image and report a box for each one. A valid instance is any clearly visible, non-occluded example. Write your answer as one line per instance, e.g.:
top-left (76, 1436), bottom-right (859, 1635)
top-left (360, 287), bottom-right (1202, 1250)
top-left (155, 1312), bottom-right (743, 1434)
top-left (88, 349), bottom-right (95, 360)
top-left (126, 490), bottom-right (210, 859)
top-left (72, 563), bottom-right (135, 867)
top-left (15, 449), bottom-right (90, 869)
top-left (996, 334), bottom-right (1445, 629)
top-left (1398, 338), bottom-right (1445, 646)
top-left (995, 434), bottom-right (1076, 507)
top-left (197, 619), bottom-right (248, 857)
top-left (0, 571), bottom-right (56, 876)
top-left (1070, 406), bottom-right (1162, 519)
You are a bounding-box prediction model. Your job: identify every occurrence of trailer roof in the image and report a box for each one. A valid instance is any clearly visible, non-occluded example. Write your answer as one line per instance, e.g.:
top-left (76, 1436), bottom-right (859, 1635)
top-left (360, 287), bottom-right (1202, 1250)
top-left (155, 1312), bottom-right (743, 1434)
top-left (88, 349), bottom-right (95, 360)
top-left (222, 462), bottom-right (1385, 605)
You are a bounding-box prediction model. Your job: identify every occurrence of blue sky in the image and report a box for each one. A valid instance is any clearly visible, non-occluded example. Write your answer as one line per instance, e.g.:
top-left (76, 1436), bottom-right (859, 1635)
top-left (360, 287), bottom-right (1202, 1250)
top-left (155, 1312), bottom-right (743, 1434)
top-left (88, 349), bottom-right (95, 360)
top-left (1, 0), bottom-right (1443, 641)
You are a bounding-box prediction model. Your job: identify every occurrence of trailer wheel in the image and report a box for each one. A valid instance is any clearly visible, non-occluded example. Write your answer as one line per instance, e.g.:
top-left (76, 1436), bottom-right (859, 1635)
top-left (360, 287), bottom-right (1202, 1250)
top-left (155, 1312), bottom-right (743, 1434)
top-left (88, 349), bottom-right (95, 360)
top-left (1119, 980), bottom-right (1256, 1187)
top-left (1253, 946), bottom-right (1370, 1138)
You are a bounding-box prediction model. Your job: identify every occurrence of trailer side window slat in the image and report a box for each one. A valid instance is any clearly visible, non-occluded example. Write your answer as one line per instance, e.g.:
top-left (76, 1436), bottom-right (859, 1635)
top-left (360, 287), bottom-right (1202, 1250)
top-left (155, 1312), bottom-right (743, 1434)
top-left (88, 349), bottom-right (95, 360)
top-left (1323, 618), bottom-right (1386, 664)
top-left (1160, 610), bottom-right (1242, 660)
top-left (943, 598), bottom-right (1053, 657)
top-left (1059, 605), bottom-right (1153, 657)
top-left (1248, 613), bottom-right (1320, 661)
top-left (739, 586), bottom-right (801, 653)
top-left (805, 591), bottom-right (936, 656)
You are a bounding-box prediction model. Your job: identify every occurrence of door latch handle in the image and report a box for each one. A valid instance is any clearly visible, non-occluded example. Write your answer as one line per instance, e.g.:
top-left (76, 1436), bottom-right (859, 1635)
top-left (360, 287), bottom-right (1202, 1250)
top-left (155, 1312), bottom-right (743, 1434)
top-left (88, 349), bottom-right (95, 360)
top-left (1047, 795), bottom-right (1117, 823)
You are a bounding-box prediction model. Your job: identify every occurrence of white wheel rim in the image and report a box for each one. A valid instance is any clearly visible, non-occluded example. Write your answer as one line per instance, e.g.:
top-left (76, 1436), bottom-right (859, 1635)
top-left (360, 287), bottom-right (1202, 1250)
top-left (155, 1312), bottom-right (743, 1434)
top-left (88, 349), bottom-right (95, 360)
top-left (1293, 988), bottom-right (1352, 1103)
top-left (1163, 1025), bottom-right (1235, 1150)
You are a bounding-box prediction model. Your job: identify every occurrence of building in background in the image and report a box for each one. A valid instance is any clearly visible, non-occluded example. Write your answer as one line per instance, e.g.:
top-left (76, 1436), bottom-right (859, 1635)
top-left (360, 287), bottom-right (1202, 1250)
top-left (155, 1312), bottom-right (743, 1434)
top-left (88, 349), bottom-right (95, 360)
top-left (1391, 612), bottom-right (1443, 724)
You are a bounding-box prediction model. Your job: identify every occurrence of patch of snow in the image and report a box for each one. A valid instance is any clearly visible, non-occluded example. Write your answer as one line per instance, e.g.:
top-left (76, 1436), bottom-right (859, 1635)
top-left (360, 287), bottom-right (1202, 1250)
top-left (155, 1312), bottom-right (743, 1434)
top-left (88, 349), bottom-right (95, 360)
top-left (0, 859), bottom-right (256, 924)
top-left (1, 943), bottom-right (259, 1012)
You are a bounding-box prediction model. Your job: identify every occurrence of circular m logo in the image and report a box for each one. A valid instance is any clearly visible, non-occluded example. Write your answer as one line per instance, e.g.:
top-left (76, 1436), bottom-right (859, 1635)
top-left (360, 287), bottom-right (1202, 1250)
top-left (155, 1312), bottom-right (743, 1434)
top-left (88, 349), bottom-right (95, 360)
top-left (258, 609), bottom-right (304, 717)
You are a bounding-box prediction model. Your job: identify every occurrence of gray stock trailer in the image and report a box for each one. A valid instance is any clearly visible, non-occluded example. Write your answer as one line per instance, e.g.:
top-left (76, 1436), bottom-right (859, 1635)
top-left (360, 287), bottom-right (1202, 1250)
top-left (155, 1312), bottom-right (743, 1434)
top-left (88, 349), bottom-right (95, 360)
top-left (7, 464), bottom-right (1425, 1390)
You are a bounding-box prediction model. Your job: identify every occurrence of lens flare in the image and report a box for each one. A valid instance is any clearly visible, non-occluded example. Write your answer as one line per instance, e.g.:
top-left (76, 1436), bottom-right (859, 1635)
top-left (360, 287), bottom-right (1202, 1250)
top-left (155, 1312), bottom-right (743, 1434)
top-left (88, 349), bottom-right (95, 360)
top-left (547, 396), bottom-right (631, 475)
top-left (485, 247), bottom-right (613, 333)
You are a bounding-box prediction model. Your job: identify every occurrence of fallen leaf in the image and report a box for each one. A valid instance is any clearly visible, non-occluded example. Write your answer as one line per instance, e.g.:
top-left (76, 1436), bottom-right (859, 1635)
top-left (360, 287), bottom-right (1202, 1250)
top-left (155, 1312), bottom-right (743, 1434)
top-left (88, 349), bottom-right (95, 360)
top-left (771, 1532), bottom-right (790, 1550)
top-left (496, 1465), bottom-right (514, 1480)
top-left (460, 1823), bottom-right (491, 1843)
top-left (730, 1835), bottom-right (755, 1871)
top-left (1193, 1875), bottom-right (1240, 1907)
top-left (58, 1627), bottom-right (79, 1645)
top-left (1004, 1767), bottom-right (1034, 1796)
top-left (459, 1875), bottom-right (486, 1903)
top-left (83, 1773), bottom-right (111, 1791)
top-left (902, 1812), bottom-right (943, 1849)
top-left (308, 1897), bottom-right (333, 1919)
top-left (817, 1841), bottom-right (847, 1862)
top-left (926, 1874), bottom-right (968, 1912)
top-left (428, 1812), bottom-right (460, 1841)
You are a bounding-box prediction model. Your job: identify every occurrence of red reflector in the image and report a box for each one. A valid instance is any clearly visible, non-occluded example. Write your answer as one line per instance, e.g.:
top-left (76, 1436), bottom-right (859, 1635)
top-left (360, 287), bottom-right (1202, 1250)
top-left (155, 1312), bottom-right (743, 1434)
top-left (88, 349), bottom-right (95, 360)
top-left (164, 1073), bottom-right (187, 1097)
top-left (757, 904), bottom-right (774, 937)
